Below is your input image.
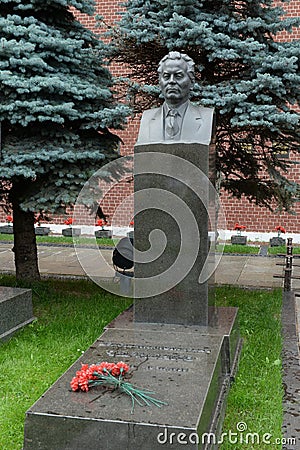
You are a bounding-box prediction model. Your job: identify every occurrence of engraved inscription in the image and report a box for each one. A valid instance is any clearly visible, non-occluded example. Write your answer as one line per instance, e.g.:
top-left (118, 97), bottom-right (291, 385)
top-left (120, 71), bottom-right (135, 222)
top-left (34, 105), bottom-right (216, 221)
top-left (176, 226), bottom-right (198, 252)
top-left (97, 340), bottom-right (212, 366)
top-left (98, 341), bottom-right (211, 354)
top-left (143, 365), bottom-right (189, 373)
top-left (105, 348), bottom-right (194, 362)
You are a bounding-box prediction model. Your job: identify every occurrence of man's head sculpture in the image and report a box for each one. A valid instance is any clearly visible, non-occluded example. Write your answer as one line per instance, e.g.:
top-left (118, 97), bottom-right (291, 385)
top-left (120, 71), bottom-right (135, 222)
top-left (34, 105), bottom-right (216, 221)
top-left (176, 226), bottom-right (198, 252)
top-left (157, 52), bottom-right (195, 107)
top-left (136, 50), bottom-right (214, 145)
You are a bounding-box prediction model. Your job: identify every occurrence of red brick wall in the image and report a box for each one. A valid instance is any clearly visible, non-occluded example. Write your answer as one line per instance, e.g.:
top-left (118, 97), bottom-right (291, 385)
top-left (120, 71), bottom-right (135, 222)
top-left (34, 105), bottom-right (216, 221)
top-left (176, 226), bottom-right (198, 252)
top-left (275, 0), bottom-right (300, 40)
top-left (100, 178), bottom-right (134, 226)
top-left (221, 193), bottom-right (300, 233)
top-left (222, 146), bottom-right (300, 233)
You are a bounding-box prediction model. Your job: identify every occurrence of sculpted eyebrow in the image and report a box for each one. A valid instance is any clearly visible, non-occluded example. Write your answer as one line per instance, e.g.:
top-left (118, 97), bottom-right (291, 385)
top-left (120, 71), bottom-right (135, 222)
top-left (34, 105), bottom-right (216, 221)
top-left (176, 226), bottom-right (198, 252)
top-left (163, 70), bottom-right (184, 75)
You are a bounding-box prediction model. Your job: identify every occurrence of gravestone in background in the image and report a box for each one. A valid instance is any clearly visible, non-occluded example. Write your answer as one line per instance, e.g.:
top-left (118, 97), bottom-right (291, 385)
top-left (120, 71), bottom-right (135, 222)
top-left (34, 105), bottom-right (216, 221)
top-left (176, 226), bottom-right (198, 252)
top-left (61, 227), bottom-right (81, 237)
top-left (270, 236), bottom-right (286, 247)
top-left (94, 229), bottom-right (112, 239)
top-left (231, 235), bottom-right (247, 245)
top-left (35, 226), bottom-right (50, 236)
top-left (0, 225), bottom-right (14, 234)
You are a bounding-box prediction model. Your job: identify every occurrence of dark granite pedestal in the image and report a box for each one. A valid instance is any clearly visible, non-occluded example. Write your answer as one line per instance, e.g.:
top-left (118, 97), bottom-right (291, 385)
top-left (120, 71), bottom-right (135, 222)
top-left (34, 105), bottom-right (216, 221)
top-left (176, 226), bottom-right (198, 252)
top-left (62, 228), bottom-right (81, 237)
top-left (134, 143), bottom-right (211, 326)
top-left (231, 235), bottom-right (247, 245)
top-left (35, 226), bottom-right (50, 236)
top-left (270, 236), bottom-right (286, 247)
top-left (0, 225), bottom-right (14, 234)
top-left (95, 230), bottom-right (112, 239)
top-left (0, 286), bottom-right (35, 341)
top-left (23, 307), bottom-right (241, 450)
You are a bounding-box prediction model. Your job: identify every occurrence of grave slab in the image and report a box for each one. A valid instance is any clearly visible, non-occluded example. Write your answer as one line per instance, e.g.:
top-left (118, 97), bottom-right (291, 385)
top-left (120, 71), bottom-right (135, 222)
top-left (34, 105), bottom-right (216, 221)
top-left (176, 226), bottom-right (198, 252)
top-left (23, 307), bottom-right (241, 450)
top-left (0, 286), bottom-right (35, 341)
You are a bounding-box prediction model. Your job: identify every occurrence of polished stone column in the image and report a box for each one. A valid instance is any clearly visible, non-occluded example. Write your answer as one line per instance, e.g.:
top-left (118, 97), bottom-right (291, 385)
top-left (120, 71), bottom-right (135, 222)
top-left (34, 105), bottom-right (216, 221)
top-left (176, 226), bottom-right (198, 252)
top-left (134, 142), bottom-right (210, 326)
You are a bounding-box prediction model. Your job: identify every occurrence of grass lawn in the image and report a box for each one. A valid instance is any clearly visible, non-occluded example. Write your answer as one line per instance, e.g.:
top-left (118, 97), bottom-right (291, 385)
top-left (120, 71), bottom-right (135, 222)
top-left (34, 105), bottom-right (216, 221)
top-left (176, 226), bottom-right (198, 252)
top-left (0, 233), bottom-right (116, 247)
top-left (0, 278), bottom-right (283, 450)
top-left (268, 244), bottom-right (300, 255)
top-left (217, 286), bottom-right (283, 449)
top-left (3, 233), bottom-right (297, 256)
top-left (216, 244), bottom-right (260, 254)
top-left (1, 234), bottom-right (262, 253)
top-left (0, 276), bottom-right (131, 450)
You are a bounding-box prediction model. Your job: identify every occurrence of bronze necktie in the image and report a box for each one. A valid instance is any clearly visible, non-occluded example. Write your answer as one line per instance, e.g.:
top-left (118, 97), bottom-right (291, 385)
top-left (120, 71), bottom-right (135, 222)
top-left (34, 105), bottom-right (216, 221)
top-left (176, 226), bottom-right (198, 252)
top-left (166, 109), bottom-right (179, 137)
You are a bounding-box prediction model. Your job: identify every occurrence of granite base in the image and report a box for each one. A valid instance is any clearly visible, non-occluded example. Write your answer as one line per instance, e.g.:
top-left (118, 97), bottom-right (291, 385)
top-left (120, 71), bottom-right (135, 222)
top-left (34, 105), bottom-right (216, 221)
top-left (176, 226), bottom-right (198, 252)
top-left (231, 235), bottom-right (247, 245)
top-left (95, 230), bottom-right (112, 239)
top-left (0, 286), bottom-right (35, 341)
top-left (35, 226), bottom-right (50, 236)
top-left (62, 228), bottom-right (81, 237)
top-left (0, 225), bottom-right (14, 234)
top-left (270, 237), bottom-right (286, 247)
top-left (23, 307), bottom-right (241, 450)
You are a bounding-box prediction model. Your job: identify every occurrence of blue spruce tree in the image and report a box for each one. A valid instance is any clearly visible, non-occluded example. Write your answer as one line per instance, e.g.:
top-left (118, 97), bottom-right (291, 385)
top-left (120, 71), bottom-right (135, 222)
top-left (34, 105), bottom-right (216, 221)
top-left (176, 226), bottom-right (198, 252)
top-left (0, 0), bottom-right (129, 279)
top-left (110, 0), bottom-right (300, 210)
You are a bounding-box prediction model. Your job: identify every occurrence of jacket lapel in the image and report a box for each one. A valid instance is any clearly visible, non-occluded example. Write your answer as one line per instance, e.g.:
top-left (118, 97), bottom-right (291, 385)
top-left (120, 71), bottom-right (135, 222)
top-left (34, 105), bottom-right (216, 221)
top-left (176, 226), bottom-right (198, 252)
top-left (181, 102), bottom-right (202, 141)
top-left (149, 106), bottom-right (164, 142)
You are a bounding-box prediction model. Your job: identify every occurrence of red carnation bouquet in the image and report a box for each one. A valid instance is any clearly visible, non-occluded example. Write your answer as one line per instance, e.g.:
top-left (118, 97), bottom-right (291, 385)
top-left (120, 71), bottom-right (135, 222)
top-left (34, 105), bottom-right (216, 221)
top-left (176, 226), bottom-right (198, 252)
top-left (233, 223), bottom-right (246, 235)
top-left (6, 215), bottom-right (13, 225)
top-left (234, 223), bottom-right (246, 231)
top-left (64, 217), bottom-right (73, 226)
top-left (275, 225), bottom-right (286, 236)
top-left (96, 219), bottom-right (107, 229)
top-left (71, 361), bottom-right (167, 413)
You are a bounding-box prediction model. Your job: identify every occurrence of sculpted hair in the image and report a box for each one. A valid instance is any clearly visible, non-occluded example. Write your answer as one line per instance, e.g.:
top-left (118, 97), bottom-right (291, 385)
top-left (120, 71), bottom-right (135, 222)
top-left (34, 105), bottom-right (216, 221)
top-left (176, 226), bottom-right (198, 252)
top-left (158, 51), bottom-right (195, 82)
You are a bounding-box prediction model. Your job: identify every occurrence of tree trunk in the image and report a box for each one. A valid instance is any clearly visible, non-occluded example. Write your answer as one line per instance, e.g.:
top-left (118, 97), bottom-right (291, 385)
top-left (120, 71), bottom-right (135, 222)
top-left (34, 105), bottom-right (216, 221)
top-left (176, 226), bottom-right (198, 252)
top-left (11, 183), bottom-right (40, 281)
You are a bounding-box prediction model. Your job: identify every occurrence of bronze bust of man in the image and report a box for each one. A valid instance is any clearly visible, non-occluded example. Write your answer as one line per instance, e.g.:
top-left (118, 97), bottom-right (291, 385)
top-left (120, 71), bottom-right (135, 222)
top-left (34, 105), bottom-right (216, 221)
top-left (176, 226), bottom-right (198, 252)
top-left (136, 51), bottom-right (215, 145)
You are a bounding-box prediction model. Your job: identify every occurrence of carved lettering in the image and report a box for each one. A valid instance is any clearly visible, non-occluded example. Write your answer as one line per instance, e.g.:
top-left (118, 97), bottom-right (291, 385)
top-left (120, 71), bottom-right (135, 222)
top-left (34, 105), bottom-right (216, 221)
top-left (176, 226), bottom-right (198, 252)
top-left (143, 365), bottom-right (189, 373)
top-left (98, 340), bottom-right (211, 354)
top-left (105, 348), bottom-right (194, 362)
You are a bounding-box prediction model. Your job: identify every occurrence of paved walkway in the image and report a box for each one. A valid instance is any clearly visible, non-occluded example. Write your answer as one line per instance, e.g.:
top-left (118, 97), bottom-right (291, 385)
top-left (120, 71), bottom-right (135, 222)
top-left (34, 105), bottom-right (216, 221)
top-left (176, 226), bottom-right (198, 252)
top-left (0, 241), bottom-right (290, 285)
top-left (0, 242), bottom-right (282, 284)
top-left (0, 241), bottom-right (299, 345)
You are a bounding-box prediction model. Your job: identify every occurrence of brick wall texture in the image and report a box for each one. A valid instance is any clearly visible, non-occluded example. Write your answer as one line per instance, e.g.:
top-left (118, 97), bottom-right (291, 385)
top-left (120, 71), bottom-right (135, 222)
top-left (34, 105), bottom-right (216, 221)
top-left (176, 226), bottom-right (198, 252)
top-left (1, 1), bottom-right (299, 233)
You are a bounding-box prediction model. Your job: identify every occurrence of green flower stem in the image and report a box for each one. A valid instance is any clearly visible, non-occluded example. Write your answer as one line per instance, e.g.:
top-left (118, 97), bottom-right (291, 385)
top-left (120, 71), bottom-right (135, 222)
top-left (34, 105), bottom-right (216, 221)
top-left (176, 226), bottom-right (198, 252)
top-left (89, 371), bottom-right (167, 413)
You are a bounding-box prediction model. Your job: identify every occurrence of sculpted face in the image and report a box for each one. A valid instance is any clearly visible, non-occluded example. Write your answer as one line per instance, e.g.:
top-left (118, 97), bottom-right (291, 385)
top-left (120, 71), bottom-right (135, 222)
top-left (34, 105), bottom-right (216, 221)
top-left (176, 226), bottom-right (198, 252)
top-left (159, 58), bottom-right (193, 107)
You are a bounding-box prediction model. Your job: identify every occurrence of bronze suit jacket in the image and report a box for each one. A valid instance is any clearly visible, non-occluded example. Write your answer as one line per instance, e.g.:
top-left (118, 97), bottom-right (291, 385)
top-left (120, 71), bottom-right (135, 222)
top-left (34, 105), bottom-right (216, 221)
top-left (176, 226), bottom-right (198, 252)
top-left (136, 101), bottom-right (215, 145)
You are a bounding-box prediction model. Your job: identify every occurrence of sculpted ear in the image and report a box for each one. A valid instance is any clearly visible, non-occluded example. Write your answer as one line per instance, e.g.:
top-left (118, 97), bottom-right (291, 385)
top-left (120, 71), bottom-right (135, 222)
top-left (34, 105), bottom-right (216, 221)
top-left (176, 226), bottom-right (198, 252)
top-left (188, 72), bottom-right (195, 86)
